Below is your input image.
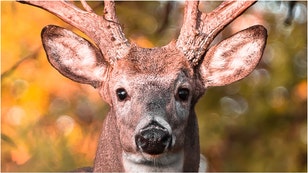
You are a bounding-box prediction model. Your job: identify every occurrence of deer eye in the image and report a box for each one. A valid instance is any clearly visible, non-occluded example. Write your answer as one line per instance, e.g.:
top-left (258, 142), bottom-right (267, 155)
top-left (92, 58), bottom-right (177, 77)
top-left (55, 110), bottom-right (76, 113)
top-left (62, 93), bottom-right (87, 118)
top-left (116, 88), bottom-right (128, 101)
top-left (177, 88), bottom-right (190, 101)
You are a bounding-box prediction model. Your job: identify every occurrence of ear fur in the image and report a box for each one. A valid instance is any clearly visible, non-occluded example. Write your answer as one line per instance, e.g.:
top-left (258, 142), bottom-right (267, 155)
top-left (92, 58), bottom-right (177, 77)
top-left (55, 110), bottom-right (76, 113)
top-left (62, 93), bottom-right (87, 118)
top-left (41, 25), bottom-right (108, 88)
top-left (199, 25), bottom-right (267, 87)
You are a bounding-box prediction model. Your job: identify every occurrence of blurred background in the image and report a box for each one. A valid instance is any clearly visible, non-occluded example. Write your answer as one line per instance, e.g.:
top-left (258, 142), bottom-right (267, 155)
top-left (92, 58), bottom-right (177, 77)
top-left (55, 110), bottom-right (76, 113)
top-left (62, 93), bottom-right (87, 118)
top-left (1, 1), bottom-right (307, 172)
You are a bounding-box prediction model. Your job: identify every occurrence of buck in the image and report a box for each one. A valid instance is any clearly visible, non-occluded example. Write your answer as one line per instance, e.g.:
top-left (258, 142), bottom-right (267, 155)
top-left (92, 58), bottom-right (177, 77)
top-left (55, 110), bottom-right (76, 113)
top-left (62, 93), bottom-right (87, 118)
top-left (19, 0), bottom-right (267, 172)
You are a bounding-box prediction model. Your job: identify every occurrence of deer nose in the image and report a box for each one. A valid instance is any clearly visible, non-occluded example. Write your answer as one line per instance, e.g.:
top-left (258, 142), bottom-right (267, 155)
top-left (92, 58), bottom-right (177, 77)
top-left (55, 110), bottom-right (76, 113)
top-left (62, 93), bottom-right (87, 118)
top-left (135, 121), bottom-right (172, 155)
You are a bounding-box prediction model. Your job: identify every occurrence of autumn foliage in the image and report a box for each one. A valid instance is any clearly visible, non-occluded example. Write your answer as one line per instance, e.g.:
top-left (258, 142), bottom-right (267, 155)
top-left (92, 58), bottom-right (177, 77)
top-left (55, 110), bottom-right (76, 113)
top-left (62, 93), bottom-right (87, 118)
top-left (1, 1), bottom-right (307, 172)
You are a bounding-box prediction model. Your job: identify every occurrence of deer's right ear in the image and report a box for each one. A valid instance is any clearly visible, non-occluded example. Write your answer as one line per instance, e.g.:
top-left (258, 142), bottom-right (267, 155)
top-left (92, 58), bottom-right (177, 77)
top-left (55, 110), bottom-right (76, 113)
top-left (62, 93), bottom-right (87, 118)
top-left (41, 25), bottom-right (108, 88)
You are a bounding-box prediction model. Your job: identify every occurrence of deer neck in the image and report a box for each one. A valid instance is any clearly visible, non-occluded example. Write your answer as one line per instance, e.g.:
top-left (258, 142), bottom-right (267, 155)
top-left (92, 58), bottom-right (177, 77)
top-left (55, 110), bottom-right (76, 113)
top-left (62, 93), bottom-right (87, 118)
top-left (93, 110), bottom-right (124, 172)
top-left (183, 109), bottom-right (200, 171)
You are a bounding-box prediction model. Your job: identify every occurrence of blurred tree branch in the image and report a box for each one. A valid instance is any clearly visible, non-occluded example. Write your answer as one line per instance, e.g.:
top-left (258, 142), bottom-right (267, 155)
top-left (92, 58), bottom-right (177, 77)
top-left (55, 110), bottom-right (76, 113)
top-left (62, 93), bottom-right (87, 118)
top-left (155, 2), bottom-right (175, 34)
top-left (285, 1), bottom-right (297, 25)
top-left (1, 47), bottom-right (40, 79)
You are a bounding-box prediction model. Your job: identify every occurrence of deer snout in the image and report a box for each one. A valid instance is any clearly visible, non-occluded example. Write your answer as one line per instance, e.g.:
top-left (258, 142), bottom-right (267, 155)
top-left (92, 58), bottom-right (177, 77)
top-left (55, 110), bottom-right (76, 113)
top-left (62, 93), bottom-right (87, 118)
top-left (135, 121), bottom-right (172, 155)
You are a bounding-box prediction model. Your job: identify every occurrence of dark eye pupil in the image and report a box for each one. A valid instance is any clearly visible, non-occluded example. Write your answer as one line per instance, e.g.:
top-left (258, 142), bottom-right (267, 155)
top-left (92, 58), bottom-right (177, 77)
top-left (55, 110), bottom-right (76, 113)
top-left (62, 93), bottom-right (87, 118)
top-left (116, 88), bottom-right (127, 101)
top-left (178, 88), bottom-right (189, 101)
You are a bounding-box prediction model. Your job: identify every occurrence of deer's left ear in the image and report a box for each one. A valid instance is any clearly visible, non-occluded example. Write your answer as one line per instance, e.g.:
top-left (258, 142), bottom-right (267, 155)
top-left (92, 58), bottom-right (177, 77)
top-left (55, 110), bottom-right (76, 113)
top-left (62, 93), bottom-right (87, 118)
top-left (199, 25), bottom-right (267, 87)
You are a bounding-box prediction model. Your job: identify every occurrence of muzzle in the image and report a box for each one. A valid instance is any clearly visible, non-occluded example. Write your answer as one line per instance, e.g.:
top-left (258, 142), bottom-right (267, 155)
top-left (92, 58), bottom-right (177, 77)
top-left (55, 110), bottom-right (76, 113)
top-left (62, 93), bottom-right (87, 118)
top-left (135, 121), bottom-right (172, 155)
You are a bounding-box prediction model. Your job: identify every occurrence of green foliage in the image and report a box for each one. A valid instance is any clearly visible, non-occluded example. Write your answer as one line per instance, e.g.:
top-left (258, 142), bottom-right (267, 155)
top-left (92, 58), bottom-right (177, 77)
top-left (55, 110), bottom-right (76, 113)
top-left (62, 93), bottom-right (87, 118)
top-left (1, 1), bottom-right (306, 172)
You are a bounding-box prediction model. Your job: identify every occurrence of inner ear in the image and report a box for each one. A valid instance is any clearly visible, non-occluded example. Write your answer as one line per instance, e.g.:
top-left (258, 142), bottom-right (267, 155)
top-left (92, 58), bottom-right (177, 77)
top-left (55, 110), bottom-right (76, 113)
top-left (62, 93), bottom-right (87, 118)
top-left (199, 25), bottom-right (267, 87)
top-left (41, 25), bottom-right (108, 88)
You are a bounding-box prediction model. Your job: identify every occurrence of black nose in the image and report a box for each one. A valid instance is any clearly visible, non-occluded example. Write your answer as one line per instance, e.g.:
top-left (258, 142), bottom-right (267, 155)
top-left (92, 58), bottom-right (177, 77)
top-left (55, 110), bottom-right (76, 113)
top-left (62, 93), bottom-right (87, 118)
top-left (135, 121), bottom-right (172, 155)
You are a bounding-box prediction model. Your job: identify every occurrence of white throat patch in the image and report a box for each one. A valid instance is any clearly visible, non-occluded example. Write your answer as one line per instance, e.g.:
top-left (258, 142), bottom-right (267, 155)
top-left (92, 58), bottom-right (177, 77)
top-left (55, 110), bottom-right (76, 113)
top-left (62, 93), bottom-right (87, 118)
top-left (122, 150), bottom-right (184, 172)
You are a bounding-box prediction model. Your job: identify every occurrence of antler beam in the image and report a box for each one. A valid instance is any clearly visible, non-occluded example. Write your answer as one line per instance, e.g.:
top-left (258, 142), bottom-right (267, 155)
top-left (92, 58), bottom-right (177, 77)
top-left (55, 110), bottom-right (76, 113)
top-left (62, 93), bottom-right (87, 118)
top-left (176, 1), bottom-right (256, 65)
top-left (18, 0), bottom-right (131, 64)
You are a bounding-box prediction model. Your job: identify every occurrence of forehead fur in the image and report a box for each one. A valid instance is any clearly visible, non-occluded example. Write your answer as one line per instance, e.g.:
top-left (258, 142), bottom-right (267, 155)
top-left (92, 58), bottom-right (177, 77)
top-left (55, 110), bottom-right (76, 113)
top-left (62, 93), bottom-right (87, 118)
top-left (114, 44), bottom-right (193, 76)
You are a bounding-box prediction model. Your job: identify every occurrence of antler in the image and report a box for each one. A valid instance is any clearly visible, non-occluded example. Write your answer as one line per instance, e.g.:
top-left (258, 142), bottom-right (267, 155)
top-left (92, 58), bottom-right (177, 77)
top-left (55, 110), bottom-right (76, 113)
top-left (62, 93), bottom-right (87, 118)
top-left (176, 1), bottom-right (257, 66)
top-left (18, 0), bottom-right (130, 64)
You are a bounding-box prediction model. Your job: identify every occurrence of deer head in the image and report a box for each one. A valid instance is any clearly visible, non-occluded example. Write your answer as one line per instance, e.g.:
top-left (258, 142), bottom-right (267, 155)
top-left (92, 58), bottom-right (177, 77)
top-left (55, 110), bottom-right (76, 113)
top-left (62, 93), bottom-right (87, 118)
top-left (19, 0), bottom-right (267, 172)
